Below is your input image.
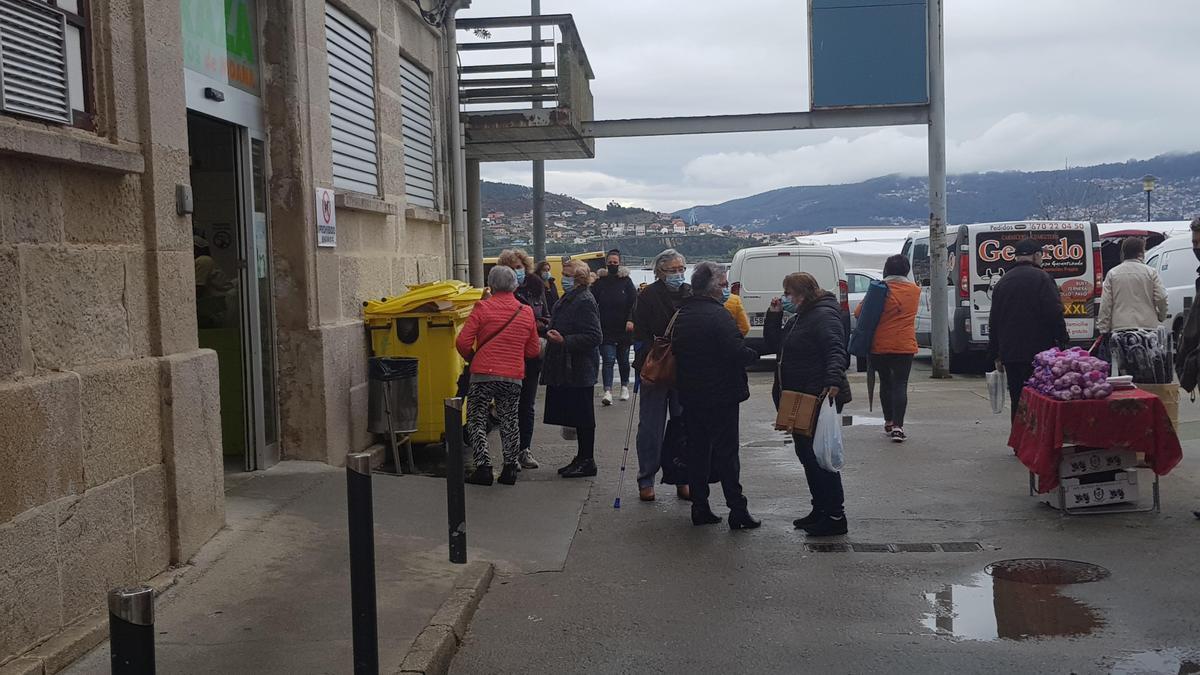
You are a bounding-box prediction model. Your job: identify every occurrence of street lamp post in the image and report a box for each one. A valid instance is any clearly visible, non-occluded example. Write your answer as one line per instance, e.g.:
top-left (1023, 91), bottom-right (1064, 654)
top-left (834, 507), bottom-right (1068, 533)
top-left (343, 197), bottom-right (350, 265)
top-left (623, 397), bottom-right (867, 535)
top-left (1142, 174), bottom-right (1157, 222)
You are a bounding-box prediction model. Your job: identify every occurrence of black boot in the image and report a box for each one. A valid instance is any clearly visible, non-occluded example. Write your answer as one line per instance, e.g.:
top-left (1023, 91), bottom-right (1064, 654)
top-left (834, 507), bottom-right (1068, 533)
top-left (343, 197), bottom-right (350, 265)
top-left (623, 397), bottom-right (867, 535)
top-left (498, 464), bottom-right (519, 485)
top-left (560, 458), bottom-right (597, 478)
top-left (466, 465), bottom-right (494, 486)
top-left (557, 457), bottom-right (582, 475)
top-left (691, 504), bottom-right (722, 526)
top-left (792, 510), bottom-right (822, 529)
top-left (803, 515), bottom-right (848, 537)
top-left (729, 510), bottom-right (762, 530)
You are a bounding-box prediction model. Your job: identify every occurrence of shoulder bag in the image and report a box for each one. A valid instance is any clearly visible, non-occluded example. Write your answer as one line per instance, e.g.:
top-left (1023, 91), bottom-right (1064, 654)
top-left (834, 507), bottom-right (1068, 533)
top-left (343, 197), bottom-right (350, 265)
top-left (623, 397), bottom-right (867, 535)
top-left (773, 319), bottom-right (821, 436)
top-left (640, 310), bottom-right (680, 387)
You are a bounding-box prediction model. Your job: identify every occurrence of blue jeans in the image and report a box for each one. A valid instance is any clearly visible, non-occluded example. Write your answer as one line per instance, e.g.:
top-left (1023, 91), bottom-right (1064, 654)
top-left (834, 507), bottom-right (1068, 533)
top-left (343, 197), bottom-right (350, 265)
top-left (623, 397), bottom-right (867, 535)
top-left (635, 381), bottom-right (681, 488)
top-left (599, 342), bottom-right (631, 391)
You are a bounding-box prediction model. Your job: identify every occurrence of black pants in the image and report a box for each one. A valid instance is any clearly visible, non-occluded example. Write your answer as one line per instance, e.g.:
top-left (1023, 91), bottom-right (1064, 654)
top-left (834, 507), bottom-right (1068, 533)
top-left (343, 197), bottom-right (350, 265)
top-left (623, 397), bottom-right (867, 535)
top-left (519, 358), bottom-right (542, 450)
top-left (872, 353), bottom-right (914, 427)
top-left (576, 425), bottom-right (595, 461)
top-left (1003, 361), bottom-right (1033, 422)
top-left (793, 432), bottom-right (845, 517)
top-left (684, 404), bottom-right (748, 513)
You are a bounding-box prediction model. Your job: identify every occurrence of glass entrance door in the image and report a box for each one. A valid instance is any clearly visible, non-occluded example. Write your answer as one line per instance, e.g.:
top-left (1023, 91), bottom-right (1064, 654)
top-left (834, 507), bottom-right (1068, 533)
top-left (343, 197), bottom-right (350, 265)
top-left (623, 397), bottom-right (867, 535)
top-left (188, 112), bottom-right (278, 471)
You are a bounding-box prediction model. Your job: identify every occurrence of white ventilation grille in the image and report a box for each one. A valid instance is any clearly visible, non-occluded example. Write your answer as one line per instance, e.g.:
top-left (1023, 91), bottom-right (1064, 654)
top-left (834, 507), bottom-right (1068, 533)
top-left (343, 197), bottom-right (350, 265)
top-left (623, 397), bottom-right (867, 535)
top-left (325, 3), bottom-right (379, 195)
top-left (0, 0), bottom-right (71, 124)
top-left (398, 57), bottom-right (437, 209)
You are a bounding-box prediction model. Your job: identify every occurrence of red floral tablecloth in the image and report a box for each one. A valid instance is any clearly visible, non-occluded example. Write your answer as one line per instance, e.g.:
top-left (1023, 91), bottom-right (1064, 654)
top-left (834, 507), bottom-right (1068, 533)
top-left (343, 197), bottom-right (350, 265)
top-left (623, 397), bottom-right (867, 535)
top-left (1009, 387), bottom-right (1183, 493)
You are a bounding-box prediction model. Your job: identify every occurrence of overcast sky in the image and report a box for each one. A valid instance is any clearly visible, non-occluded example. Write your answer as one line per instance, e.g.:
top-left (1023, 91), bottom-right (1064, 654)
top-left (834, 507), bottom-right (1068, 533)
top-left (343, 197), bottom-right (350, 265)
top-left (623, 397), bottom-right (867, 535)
top-left (459, 1), bottom-right (1200, 212)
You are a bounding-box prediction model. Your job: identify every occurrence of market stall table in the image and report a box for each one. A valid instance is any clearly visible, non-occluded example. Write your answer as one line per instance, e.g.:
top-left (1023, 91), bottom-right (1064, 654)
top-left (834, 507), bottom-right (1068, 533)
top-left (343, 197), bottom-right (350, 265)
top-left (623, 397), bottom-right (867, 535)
top-left (1009, 387), bottom-right (1183, 513)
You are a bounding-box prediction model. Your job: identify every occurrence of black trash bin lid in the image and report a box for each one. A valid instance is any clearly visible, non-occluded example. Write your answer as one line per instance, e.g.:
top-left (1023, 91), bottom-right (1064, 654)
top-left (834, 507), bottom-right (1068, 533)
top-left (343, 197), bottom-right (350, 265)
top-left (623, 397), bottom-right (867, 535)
top-left (369, 356), bottom-right (418, 381)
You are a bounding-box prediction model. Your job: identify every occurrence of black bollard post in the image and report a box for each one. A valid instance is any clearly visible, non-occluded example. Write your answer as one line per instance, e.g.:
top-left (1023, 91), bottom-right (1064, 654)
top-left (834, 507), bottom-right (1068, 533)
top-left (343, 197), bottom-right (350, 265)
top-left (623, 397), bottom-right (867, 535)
top-left (108, 585), bottom-right (154, 674)
top-left (444, 397), bottom-right (467, 564)
top-left (346, 452), bottom-right (379, 675)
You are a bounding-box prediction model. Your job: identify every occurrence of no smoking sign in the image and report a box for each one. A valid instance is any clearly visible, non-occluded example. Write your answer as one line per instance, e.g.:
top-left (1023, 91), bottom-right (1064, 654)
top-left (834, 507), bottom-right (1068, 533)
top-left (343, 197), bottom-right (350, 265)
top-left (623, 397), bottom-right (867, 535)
top-left (315, 186), bottom-right (337, 247)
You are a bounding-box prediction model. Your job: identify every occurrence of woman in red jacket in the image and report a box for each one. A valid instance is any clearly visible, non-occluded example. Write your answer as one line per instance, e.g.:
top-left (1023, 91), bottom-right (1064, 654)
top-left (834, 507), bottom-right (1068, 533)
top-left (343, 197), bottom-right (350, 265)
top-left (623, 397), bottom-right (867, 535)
top-left (456, 265), bottom-right (542, 486)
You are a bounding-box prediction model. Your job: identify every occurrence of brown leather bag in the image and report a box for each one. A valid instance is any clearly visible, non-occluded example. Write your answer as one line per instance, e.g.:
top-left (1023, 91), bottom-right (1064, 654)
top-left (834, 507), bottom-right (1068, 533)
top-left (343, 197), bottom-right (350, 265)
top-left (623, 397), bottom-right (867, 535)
top-left (640, 310), bottom-right (680, 387)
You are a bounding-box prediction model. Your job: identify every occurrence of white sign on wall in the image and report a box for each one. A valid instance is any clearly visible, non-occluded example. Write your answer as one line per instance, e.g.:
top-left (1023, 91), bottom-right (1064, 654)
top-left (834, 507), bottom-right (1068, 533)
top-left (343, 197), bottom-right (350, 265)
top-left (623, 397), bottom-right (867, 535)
top-left (315, 187), bottom-right (336, 247)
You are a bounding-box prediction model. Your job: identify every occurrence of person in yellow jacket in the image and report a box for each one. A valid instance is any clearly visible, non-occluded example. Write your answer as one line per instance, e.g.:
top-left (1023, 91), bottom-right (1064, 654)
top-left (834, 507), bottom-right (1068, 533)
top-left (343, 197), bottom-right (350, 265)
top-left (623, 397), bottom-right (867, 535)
top-left (721, 279), bottom-right (750, 336)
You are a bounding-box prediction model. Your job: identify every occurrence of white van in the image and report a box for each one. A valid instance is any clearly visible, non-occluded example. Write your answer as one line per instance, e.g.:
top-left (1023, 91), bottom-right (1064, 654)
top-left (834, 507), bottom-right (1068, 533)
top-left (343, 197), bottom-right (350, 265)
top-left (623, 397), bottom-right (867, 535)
top-left (1144, 234), bottom-right (1197, 340)
top-left (728, 240), bottom-right (849, 355)
top-left (902, 221), bottom-right (1102, 373)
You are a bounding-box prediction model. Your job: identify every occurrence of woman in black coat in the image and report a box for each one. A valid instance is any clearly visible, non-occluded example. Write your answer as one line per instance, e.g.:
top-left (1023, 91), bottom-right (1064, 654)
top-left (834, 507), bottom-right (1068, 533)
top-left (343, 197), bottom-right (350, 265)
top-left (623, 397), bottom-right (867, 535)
top-left (543, 259), bottom-right (603, 478)
top-left (763, 271), bottom-right (851, 537)
top-left (671, 262), bottom-right (762, 529)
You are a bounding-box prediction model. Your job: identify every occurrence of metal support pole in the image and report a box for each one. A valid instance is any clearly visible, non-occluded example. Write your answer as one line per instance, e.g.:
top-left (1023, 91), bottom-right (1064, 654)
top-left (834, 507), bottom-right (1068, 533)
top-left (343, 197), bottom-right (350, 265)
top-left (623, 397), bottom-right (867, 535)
top-left (108, 586), bottom-right (154, 675)
top-left (531, 0), bottom-right (547, 264)
top-left (444, 398), bottom-right (467, 564)
top-left (345, 453), bottom-right (378, 675)
top-left (466, 159), bottom-right (484, 286)
top-left (1146, 191), bottom-right (1152, 222)
top-left (445, 14), bottom-right (469, 282)
top-left (926, 0), bottom-right (951, 379)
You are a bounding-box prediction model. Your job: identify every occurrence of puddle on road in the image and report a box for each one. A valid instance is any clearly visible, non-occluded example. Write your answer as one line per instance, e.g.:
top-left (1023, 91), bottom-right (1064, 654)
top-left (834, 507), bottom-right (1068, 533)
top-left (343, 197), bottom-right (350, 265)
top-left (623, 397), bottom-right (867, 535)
top-left (922, 572), bottom-right (1105, 641)
top-left (1110, 648), bottom-right (1200, 675)
top-left (842, 415), bottom-right (885, 427)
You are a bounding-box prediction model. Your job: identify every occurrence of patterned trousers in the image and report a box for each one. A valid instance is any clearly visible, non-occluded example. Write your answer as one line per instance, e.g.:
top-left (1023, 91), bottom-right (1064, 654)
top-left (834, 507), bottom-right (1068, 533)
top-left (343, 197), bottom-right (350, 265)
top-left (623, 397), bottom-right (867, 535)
top-left (466, 380), bottom-right (522, 467)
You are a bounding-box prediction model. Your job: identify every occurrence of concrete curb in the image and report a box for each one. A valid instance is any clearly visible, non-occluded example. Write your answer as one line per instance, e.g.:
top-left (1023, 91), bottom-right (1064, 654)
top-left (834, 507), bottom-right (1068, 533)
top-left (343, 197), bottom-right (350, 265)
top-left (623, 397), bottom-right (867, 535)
top-left (1, 564), bottom-right (193, 675)
top-left (398, 561), bottom-right (495, 675)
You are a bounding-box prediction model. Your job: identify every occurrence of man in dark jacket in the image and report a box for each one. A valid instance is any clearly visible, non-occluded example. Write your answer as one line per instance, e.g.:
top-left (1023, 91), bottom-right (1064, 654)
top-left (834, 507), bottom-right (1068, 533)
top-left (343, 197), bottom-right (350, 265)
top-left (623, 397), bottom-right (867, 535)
top-left (591, 249), bottom-right (638, 405)
top-left (672, 262), bottom-right (761, 529)
top-left (986, 238), bottom-right (1069, 421)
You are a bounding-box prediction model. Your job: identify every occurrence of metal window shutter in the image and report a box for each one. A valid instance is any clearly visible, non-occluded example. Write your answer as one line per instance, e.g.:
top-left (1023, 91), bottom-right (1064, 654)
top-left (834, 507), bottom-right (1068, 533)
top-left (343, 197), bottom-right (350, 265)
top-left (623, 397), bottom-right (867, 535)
top-left (0, 0), bottom-right (71, 124)
top-left (325, 4), bottom-right (378, 195)
top-left (398, 57), bottom-right (436, 209)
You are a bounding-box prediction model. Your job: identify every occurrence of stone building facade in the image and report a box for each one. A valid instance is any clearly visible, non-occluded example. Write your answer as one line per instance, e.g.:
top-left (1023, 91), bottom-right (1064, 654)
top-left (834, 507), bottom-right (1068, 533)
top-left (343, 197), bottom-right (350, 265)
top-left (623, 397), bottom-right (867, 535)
top-left (1, 0), bottom-right (459, 664)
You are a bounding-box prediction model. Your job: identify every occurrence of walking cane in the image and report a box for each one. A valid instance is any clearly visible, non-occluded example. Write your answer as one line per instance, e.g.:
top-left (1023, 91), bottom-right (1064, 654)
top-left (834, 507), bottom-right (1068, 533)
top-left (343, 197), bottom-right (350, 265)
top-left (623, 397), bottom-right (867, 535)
top-left (613, 374), bottom-right (641, 509)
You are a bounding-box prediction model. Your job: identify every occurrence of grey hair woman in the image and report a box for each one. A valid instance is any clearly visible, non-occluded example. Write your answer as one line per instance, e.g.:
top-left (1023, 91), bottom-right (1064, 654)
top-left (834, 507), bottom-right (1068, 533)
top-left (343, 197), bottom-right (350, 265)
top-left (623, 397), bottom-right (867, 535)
top-left (455, 265), bottom-right (542, 486)
top-left (542, 259), bottom-right (604, 478)
top-left (630, 248), bottom-right (692, 502)
top-left (669, 261), bottom-right (761, 528)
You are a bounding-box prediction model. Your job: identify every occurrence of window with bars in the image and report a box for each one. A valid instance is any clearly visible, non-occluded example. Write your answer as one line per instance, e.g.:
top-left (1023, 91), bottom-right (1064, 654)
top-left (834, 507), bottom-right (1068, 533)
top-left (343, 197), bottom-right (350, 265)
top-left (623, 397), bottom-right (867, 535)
top-left (398, 55), bottom-right (437, 210)
top-left (0, 0), bottom-right (92, 127)
top-left (324, 3), bottom-right (379, 196)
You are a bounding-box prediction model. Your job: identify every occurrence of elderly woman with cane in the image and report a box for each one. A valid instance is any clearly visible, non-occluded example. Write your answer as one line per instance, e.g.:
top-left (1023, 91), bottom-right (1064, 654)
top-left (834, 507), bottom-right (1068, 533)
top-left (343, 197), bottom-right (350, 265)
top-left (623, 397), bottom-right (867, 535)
top-left (544, 259), bottom-right (604, 478)
top-left (455, 266), bottom-right (542, 486)
top-left (671, 262), bottom-right (762, 528)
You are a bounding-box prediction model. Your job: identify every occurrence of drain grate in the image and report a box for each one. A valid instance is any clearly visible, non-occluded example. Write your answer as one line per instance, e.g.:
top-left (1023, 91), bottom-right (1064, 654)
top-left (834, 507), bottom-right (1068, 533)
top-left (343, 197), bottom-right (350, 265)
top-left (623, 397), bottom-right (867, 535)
top-left (805, 542), bottom-right (983, 553)
top-left (985, 558), bottom-right (1110, 584)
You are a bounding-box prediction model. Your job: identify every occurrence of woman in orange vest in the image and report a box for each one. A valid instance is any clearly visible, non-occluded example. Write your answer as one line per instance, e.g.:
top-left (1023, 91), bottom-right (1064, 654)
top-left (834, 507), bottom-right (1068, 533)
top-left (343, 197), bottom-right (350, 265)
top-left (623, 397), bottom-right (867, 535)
top-left (854, 255), bottom-right (920, 443)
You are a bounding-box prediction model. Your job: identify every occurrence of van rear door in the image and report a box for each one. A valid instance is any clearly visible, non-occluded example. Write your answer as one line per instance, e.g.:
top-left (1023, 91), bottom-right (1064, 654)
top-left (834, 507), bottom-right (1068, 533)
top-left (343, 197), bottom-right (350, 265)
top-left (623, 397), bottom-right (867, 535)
top-left (740, 251), bottom-right (800, 329)
top-left (969, 221), bottom-right (1097, 343)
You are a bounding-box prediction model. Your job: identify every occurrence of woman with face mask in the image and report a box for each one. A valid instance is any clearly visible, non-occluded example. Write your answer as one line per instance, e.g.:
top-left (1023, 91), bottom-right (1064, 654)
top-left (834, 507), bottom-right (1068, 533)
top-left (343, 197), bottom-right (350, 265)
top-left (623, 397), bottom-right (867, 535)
top-left (498, 249), bottom-right (549, 470)
top-left (630, 248), bottom-right (692, 502)
top-left (591, 249), bottom-right (638, 406)
top-left (763, 272), bottom-right (852, 537)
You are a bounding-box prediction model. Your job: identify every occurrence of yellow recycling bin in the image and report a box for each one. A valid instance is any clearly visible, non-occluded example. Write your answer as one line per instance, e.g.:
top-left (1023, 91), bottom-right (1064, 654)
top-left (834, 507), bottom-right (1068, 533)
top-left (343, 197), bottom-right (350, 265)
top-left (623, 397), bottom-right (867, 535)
top-left (365, 281), bottom-right (482, 445)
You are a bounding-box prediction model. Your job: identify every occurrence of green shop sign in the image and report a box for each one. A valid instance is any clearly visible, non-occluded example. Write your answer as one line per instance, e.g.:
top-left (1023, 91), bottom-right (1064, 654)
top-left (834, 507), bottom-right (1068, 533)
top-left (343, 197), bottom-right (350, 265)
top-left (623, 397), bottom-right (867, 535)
top-left (182, 0), bottom-right (260, 95)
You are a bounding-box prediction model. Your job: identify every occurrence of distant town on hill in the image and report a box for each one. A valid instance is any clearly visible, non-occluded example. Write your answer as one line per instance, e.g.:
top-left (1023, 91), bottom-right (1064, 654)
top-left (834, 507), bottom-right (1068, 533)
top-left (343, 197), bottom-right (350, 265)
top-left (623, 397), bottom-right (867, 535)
top-left (481, 152), bottom-right (1200, 261)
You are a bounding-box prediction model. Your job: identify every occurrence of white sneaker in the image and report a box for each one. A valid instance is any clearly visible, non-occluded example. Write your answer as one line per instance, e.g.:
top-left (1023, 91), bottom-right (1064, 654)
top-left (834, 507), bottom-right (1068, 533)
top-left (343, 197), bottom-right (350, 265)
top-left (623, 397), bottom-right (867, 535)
top-left (602, 391), bottom-right (613, 406)
top-left (518, 448), bottom-right (539, 469)
top-left (620, 386), bottom-right (630, 401)
top-left (891, 427), bottom-right (907, 443)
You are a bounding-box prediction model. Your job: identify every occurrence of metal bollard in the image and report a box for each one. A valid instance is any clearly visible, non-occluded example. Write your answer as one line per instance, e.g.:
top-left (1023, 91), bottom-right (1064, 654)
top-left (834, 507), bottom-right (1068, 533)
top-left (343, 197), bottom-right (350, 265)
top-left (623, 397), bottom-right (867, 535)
top-left (346, 452), bottom-right (379, 675)
top-left (108, 585), bottom-right (154, 674)
top-left (444, 398), bottom-right (467, 564)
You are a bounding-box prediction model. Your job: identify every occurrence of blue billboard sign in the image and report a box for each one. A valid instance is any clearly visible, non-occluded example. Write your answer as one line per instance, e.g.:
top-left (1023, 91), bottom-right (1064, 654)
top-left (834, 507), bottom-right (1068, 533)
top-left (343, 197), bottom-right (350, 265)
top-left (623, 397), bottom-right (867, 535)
top-left (809, 0), bottom-right (929, 109)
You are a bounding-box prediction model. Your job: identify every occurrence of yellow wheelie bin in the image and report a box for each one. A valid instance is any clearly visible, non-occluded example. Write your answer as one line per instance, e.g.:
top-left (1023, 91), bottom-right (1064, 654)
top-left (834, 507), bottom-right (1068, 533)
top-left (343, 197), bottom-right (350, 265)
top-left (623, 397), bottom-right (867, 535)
top-left (364, 282), bottom-right (482, 444)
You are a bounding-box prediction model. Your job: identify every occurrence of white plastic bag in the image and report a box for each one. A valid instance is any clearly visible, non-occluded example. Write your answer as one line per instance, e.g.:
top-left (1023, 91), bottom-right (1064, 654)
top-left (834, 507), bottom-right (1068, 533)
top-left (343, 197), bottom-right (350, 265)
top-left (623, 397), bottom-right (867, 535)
top-left (986, 369), bottom-right (1007, 415)
top-left (812, 397), bottom-right (844, 472)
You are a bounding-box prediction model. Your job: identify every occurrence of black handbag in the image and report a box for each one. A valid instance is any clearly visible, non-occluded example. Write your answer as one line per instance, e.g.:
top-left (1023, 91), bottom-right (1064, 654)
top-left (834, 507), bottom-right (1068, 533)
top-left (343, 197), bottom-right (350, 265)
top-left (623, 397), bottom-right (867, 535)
top-left (539, 341), bottom-right (574, 387)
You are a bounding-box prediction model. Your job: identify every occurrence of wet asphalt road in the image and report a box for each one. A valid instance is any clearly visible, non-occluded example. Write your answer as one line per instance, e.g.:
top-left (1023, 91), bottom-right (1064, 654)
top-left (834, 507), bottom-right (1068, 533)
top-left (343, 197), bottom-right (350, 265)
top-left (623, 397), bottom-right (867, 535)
top-left (450, 361), bottom-right (1200, 674)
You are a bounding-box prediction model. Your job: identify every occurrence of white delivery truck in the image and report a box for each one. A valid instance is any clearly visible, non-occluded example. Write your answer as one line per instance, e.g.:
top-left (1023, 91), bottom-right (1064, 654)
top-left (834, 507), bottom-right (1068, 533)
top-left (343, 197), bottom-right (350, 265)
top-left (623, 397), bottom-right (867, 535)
top-left (902, 221), bottom-right (1102, 373)
top-left (728, 240), bottom-right (849, 356)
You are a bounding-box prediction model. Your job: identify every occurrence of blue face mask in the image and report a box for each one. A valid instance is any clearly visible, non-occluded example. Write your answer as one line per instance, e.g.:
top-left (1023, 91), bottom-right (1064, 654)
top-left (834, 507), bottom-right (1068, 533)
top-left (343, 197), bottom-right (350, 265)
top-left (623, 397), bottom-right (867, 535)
top-left (721, 287), bottom-right (731, 302)
top-left (664, 273), bottom-right (686, 290)
top-left (781, 297), bottom-right (797, 313)
top-left (541, 271), bottom-right (551, 280)
top-left (514, 268), bottom-right (526, 284)
top-left (561, 277), bottom-right (575, 292)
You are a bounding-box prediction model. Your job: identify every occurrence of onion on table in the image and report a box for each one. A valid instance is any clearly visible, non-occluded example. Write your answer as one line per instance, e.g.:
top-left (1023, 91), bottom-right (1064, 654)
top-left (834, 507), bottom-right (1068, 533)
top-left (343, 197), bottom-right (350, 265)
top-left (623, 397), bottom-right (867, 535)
top-left (1026, 347), bottom-right (1113, 401)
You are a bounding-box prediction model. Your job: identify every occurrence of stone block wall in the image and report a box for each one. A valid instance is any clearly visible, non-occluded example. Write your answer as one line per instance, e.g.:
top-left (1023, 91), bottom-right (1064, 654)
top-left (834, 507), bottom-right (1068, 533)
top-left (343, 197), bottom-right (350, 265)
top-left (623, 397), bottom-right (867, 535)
top-left (0, 0), bottom-right (224, 666)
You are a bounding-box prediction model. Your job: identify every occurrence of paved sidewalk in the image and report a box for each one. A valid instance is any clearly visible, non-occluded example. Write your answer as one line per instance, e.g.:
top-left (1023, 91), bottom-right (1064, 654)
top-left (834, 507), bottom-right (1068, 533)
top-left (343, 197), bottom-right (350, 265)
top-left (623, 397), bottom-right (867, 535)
top-left (65, 440), bottom-right (590, 674)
